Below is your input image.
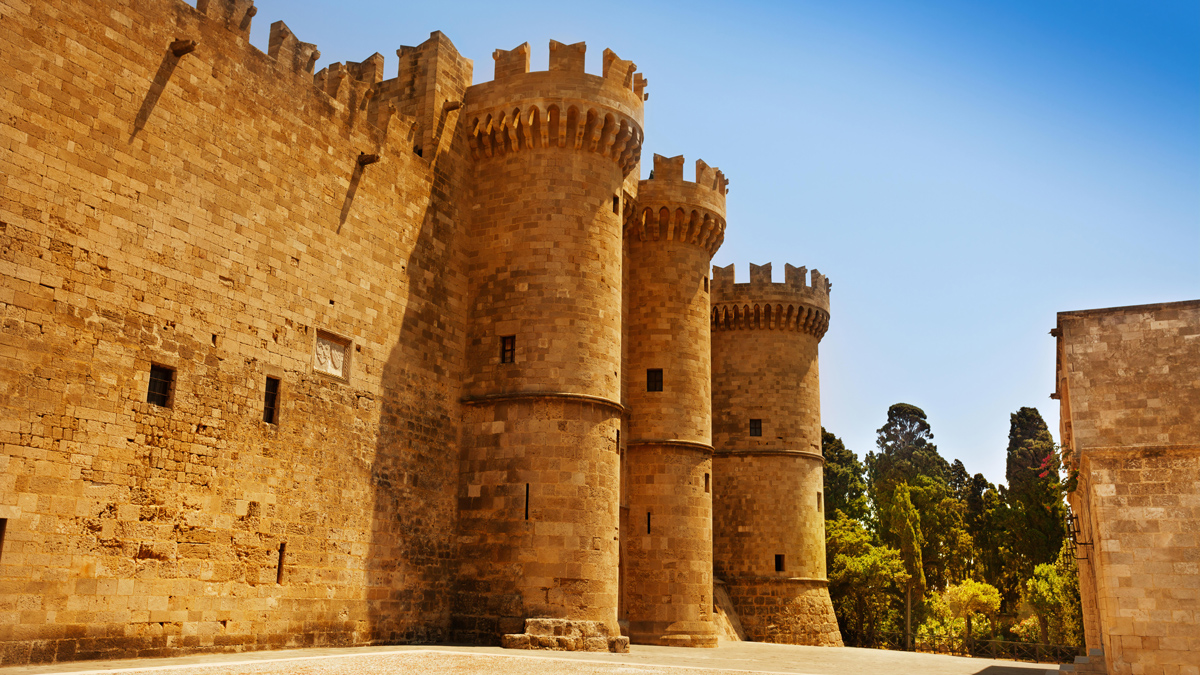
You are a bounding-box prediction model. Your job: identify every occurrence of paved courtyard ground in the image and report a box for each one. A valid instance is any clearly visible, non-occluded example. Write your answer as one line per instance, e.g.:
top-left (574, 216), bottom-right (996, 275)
top-left (0, 642), bottom-right (1063, 675)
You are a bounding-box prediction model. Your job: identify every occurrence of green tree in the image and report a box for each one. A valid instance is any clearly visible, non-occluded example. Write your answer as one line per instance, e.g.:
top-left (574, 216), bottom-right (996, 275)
top-left (866, 404), bottom-right (951, 541)
top-left (944, 579), bottom-right (1001, 642)
top-left (826, 511), bottom-right (910, 645)
top-left (822, 428), bottom-right (868, 522)
top-left (884, 482), bottom-right (925, 649)
top-left (1022, 539), bottom-right (1085, 645)
top-left (1005, 408), bottom-right (1068, 581)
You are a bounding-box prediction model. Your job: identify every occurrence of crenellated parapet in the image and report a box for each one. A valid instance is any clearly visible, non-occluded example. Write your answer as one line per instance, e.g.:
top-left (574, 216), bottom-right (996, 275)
top-left (462, 41), bottom-right (646, 175)
top-left (196, 0), bottom-right (256, 37)
top-left (629, 154), bottom-right (728, 257)
top-left (711, 263), bottom-right (831, 339)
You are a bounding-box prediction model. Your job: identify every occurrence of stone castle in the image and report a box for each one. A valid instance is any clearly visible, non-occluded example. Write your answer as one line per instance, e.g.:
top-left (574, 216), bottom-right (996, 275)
top-left (0, 0), bottom-right (842, 664)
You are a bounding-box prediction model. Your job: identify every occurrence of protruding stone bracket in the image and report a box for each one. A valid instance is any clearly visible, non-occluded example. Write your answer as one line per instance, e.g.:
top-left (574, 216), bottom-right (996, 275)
top-left (170, 39), bottom-right (197, 57)
top-left (357, 153), bottom-right (380, 166)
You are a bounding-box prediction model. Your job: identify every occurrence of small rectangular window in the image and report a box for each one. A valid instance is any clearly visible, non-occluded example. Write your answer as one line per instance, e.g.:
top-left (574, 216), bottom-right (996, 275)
top-left (775, 554), bottom-right (785, 572)
top-left (276, 542), bottom-right (286, 584)
top-left (612, 195), bottom-right (620, 214)
top-left (817, 492), bottom-right (823, 511)
top-left (501, 335), bottom-right (516, 364)
top-left (0, 518), bottom-right (7, 562)
top-left (704, 277), bottom-right (709, 292)
top-left (647, 511), bottom-right (652, 534)
top-left (263, 377), bottom-right (280, 424)
top-left (647, 368), bottom-right (663, 392)
top-left (147, 364), bottom-right (174, 407)
top-left (704, 473), bottom-right (711, 493)
top-left (749, 419), bottom-right (762, 437)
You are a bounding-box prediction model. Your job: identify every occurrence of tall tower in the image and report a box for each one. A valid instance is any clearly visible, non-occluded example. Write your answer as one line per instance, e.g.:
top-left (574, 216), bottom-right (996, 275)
top-left (622, 154), bottom-right (727, 647)
top-left (454, 41), bottom-right (646, 650)
top-left (710, 263), bottom-right (843, 646)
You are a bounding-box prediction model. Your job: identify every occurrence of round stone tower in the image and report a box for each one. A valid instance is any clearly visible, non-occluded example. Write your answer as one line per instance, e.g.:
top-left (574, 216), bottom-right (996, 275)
top-left (709, 262), bottom-right (843, 646)
top-left (454, 40), bottom-right (645, 650)
top-left (622, 154), bottom-right (727, 647)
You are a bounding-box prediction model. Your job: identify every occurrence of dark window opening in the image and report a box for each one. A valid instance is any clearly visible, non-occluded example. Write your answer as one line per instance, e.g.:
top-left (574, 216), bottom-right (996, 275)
top-left (775, 554), bottom-right (785, 572)
top-left (704, 473), bottom-right (710, 493)
top-left (612, 195), bottom-right (620, 214)
top-left (817, 492), bottom-right (823, 511)
top-left (500, 335), bottom-right (516, 364)
top-left (276, 542), bottom-right (286, 584)
top-left (704, 277), bottom-right (709, 292)
top-left (749, 419), bottom-right (762, 437)
top-left (147, 365), bottom-right (174, 407)
top-left (647, 511), bottom-right (652, 534)
top-left (524, 483), bottom-right (530, 521)
top-left (263, 377), bottom-right (280, 424)
top-left (647, 368), bottom-right (663, 392)
top-left (616, 429), bottom-right (620, 454)
top-left (0, 518), bottom-right (6, 562)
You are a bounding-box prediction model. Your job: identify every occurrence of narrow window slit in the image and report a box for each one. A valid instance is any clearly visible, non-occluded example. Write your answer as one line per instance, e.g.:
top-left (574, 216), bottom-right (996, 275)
top-left (817, 492), bottom-right (822, 511)
top-left (775, 554), bottom-right (785, 572)
top-left (0, 518), bottom-right (7, 562)
top-left (612, 195), bottom-right (620, 214)
top-left (646, 511), bottom-right (652, 535)
top-left (276, 542), bottom-right (286, 584)
top-left (704, 473), bottom-right (710, 493)
top-left (263, 377), bottom-right (280, 424)
top-left (524, 483), bottom-right (530, 521)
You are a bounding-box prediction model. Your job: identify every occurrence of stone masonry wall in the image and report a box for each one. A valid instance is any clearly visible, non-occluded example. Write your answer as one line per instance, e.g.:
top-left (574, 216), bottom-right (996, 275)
top-left (0, 0), bottom-right (471, 664)
top-left (1057, 301), bottom-right (1200, 675)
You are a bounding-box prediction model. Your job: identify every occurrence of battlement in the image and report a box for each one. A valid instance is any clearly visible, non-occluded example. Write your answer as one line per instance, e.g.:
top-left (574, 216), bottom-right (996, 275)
top-left (646, 155), bottom-right (728, 196)
top-left (462, 41), bottom-right (646, 174)
top-left (710, 264), bottom-right (831, 338)
top-left (629, 155), bottom-right (728, 257)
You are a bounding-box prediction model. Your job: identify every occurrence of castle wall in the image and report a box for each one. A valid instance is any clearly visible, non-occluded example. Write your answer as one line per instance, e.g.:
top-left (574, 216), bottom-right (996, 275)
top-left (451, 42), bottom-right (643, 648)
top-left (620, 155), bottom-right (725, 647)
top-left (709, 264), bottom-right (841, 647)
top-left (0, 0), bottom-right (472, 664)
top-left (1056, 301), bottom-right (1200, 675)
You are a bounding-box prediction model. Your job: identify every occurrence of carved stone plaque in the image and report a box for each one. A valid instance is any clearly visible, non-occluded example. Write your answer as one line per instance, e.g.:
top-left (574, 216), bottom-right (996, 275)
top-left (314, 334), bottom-right (347, 378)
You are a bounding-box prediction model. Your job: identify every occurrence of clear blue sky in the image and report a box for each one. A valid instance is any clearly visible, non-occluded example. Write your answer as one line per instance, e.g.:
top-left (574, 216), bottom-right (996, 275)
top-left (238, 0), bottom-right (1198, 486)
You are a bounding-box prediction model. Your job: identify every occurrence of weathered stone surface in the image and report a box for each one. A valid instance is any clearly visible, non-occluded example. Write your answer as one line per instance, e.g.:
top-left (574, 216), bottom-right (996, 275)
top-left (1055, 300), bottom-right (1200, 675)
top-left (0, 0), bottom-right (838, 665)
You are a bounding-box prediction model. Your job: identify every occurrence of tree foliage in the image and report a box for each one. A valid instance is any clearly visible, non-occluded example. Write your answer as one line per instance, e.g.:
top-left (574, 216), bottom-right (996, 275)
top-left (824, 404), bottom-right (1082, 650)
top-left (944, 578), bottom-right (1001, 641)
top-left (822, 428), bottom-right (868, 522)
top-left (826, 511), bottom-right (909, 645)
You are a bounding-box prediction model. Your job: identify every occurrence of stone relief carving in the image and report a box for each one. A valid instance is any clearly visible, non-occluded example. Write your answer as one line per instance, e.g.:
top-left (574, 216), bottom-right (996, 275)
top-left (314, 334), bottom-right (347, 378)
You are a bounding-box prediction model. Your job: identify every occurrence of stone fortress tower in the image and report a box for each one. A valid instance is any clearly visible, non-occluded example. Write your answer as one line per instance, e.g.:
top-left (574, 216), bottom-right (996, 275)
top-left (0, 0), bottom-right (841, 663)
top-left (710, 264), bottom-right (842, 646)
top-left (453, 40), bottom-right (644, 649)
top-left (621, 154), bottom-right (727, 647)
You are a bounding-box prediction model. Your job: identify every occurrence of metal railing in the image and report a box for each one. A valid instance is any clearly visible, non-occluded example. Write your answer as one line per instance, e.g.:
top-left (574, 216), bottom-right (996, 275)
top-left (843, 632), bottom-right (1083, 663)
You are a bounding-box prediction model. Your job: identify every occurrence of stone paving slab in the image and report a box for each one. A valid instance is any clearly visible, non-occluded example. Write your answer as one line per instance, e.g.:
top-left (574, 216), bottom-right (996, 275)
top-left (0, 643), bottom-right (1062, 675)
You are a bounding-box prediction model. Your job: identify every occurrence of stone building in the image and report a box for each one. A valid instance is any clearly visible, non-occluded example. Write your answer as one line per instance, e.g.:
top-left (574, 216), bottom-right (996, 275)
top-left (0, 0), bottom-right (840, 664)
top-left (1054, 300), bottom-right (1200, 674)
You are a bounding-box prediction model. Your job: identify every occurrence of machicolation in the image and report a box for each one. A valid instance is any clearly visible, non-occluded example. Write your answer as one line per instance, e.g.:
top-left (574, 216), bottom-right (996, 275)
top-left (0, 0), bottom-right (841, 664)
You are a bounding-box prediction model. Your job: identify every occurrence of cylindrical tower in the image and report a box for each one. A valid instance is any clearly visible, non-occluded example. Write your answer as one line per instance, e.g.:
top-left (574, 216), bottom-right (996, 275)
top-left (622, 154), bottom-right (727, 647)
top-left (710, 262), bottom-right (843, 646)
top-left (454, 40), bottom-right (645, 651)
